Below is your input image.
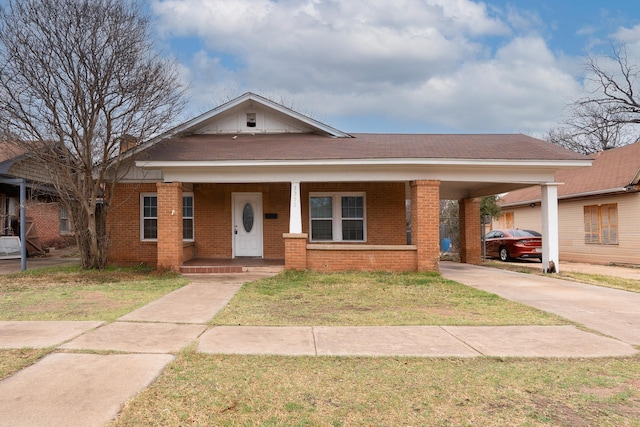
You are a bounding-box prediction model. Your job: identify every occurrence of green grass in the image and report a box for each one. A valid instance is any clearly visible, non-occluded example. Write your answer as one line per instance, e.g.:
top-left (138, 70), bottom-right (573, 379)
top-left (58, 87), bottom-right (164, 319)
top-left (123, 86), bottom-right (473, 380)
top-left (213, 270), bottom-right (567, 326)
top-left (110, 351), bottom-right (640, 427)
top-left (0, 265), bottom-right (189, 321)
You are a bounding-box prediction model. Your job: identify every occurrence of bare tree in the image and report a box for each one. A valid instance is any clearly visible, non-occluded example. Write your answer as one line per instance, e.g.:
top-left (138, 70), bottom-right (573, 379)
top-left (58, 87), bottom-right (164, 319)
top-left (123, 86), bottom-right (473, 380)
top-left (548, 44), bottom-right (640, 154)
top-left (0, 0), bottom-right (186, 269)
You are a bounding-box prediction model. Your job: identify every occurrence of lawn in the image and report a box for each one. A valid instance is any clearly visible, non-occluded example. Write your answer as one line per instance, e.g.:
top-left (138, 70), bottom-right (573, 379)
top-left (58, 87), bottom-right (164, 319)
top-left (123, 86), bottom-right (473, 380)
top-left (111, 351), bottom-right (640, 426)
top-left (212, 270), bottom-right (567, 326)
top-left (2, 268), bottom-right (639, 426)
top-left (0, 265), bottom-right (189, 321)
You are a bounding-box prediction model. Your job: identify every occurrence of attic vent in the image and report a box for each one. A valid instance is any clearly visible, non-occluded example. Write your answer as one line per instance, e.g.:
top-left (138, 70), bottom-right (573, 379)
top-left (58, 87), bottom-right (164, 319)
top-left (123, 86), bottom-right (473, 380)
top-left (246, 113), bottom-right (256, 128)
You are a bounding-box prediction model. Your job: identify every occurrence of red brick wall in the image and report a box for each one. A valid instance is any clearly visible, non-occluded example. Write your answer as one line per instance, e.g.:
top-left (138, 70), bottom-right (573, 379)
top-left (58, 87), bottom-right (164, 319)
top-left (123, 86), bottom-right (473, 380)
top-left (284, 233), bottom-right (307, 269)
top-left (25, 201), bottom-right (69, 248)
top-left (107, 181), bottom-right (409, 269)
top-left (156, 182), bottom-right (183, 270)
top-left (106, 183), bottom-right (158, 267)
top-left (459, 198), bottom-right (482, 264)
top-left (193, 183), bottom-right (290, 259)
top-left (411, 180), bottom-right (440, 272)
top-left (307, 248), bottom-right (417, 272)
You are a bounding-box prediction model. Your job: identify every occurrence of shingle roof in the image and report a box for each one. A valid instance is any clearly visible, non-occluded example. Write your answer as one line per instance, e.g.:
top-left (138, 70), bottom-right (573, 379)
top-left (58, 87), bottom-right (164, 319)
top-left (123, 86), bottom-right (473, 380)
top-left (500, 141), bottom-right (640, 205)
top-left (138, 133), bottom-right (588, 162)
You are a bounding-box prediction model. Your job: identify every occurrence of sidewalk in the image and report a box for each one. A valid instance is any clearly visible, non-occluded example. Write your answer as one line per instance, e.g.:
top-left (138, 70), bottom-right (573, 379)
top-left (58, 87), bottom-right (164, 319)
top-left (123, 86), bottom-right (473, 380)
top-left (0, 267), bottom-right (639, 426)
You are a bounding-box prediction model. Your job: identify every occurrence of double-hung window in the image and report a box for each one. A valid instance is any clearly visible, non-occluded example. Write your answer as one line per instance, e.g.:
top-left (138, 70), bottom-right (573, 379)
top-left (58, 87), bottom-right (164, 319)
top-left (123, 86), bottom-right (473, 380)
top-left (310, 193), bottom-right (365, 242)
top-left (183, 193), bottom-right (194, 241)
top-left (141, 193), bottom-right (158, 240)
top-left (140, 192), bottom-right (194, 241)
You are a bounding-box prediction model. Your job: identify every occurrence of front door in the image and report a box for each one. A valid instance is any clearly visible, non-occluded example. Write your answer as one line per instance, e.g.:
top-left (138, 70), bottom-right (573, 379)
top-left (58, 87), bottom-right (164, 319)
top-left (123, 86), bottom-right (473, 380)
top-left (232, 193), bottom-right (263, 257)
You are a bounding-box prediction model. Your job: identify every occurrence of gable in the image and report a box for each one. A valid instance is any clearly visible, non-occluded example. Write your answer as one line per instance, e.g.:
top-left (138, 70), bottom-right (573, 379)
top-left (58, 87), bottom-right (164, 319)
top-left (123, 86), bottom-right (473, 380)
top-left (194, 103), bottom-right (315, 135)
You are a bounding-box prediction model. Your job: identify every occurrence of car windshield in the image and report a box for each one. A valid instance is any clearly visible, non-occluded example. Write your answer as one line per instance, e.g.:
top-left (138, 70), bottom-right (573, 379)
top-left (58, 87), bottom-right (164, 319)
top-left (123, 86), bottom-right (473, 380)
top-left (509, 229), bottom-right (541, 237)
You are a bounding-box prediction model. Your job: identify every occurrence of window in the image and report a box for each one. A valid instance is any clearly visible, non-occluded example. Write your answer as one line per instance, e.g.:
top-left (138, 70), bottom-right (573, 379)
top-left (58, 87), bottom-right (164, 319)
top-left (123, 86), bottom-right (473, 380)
top-left (584, 203), bottom-right (618, 245)
top-left (141, 193), bottom-right (194, 241)
top-left (59, 205), bottom-right (70, 233)
top-left (310, 193), bottom-right (365, 242)
top-left (183, 194), bottom-right (194, 240)
top-left (141, 193), bottom-right (158, 240)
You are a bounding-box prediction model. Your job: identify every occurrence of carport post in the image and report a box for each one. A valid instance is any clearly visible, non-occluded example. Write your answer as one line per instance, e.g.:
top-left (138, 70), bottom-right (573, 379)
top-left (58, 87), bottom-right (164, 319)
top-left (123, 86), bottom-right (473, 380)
top-left (541, 183), bottom-right (560, 273)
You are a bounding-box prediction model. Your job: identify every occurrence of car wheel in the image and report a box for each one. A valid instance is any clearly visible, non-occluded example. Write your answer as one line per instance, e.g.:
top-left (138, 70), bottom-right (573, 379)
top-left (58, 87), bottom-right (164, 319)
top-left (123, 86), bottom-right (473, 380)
top-left (499, 247), bottom-right (510, 262)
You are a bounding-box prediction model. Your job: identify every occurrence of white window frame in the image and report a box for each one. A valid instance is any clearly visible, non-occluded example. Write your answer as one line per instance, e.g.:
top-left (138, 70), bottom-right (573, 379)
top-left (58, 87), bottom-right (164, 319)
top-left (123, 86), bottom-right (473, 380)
top-left (140, 193), bottom-right (158, 241)
top-left (183, 193), bottom-right (194, 241)
top-left (141, 192), bottom-right (195, 242)
top-left (309, 192), bottom-right (366, 242)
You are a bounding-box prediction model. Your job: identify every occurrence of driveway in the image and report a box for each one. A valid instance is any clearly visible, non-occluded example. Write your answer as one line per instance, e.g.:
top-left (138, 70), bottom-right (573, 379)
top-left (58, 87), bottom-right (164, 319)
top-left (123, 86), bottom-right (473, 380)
top-left (440, 261), bottom-right (640, 346)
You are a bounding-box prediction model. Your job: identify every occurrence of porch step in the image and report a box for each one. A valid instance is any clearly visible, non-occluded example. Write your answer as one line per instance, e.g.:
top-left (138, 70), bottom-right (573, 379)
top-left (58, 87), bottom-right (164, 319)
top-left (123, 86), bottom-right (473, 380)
top-left (180, 265), bottom-right (285, 274)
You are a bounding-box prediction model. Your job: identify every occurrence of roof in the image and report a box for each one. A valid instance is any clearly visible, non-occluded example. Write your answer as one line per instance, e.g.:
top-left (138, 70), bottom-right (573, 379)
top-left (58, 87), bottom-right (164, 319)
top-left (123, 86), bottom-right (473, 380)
top-left (137, 132), bottom-right (588, 162)
top-left (0, 142), bottom-right (28, 175)
top-left (500, 141), bottom-right (640, 205)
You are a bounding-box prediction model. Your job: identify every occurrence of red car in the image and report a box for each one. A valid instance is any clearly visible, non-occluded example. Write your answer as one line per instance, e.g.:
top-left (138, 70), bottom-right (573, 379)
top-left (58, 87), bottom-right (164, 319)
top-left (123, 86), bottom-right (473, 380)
top-left (484, 229), bottom-right (542, 262)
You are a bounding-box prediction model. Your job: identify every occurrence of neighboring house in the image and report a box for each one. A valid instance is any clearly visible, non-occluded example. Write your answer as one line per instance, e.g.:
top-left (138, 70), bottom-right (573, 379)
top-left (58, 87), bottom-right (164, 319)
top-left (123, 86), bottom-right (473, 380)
top-left (0, 142), bottom-right (74, 255)
top-left (107, 93), bottom-right (591, 273)
top-left (497, 141), bottom-right (640, 265)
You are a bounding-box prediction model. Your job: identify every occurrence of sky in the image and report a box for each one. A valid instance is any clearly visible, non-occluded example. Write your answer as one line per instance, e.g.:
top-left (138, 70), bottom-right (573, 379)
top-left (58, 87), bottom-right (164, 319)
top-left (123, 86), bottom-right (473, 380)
top-left (149, 0), bottom-right (640, 136)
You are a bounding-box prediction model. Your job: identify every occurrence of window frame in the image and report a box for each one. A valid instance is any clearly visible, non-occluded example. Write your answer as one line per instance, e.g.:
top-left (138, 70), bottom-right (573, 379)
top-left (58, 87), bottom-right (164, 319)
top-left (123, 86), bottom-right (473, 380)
top-left (309, 192), bottom-right (366, 242)
top-left (59, 205), bottom-right (71, 234)
top-left (140, 193), bottom-right (158, 241)
top-left (584, 203), bottom-right (618, 245)
top-left (182, 193), bottom-right (194, 241)
top-left (140, 192), bottom-right (195, 242)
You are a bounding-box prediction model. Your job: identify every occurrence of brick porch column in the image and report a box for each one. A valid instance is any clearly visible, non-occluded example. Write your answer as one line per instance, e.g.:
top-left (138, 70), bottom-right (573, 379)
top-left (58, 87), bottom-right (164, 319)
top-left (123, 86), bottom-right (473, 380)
top-left (284, 233), bottom-right (308, 270)
top-left (410, 180), bottom-right (440, 272)
top-left (157, 182), bottom-right (183, 271)
top-left (459, 198), bottom-right (481, 265)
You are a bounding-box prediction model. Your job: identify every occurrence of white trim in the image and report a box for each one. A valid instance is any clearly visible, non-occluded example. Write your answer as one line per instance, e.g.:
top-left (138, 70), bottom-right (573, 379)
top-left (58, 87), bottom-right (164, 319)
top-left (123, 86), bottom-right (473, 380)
top-left (137, 158), bottom-right (592, 169)
top-left (309, 192), bottom-right (367, 243)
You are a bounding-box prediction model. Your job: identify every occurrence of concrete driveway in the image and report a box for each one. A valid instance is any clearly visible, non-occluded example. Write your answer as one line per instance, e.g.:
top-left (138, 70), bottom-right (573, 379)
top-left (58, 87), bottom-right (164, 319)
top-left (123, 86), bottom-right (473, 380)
top-left (440, 261), bottom-right (640, 346)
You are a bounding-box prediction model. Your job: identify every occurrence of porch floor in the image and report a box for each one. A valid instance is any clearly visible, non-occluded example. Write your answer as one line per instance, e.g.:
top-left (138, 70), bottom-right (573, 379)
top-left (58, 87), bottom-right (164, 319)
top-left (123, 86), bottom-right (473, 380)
top-left (180, 257), bottom-right (285, 274)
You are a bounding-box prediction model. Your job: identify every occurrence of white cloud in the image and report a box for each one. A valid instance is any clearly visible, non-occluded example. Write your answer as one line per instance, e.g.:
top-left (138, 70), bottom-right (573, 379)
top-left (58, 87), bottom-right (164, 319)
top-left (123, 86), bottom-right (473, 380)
top-left (152, 0), bottom-right (583, 134)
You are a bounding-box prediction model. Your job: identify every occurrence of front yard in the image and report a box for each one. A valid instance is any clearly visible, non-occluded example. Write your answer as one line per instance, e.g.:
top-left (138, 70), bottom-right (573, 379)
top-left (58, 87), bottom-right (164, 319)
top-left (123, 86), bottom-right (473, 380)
top-left (1, 267), bottom-right (639, 426)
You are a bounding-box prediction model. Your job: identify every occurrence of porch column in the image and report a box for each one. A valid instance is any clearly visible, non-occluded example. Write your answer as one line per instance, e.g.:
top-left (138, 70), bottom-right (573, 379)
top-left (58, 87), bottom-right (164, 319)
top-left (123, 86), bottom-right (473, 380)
top-left (459, 198), bottom-right (482, 265)
top-left (541, 183), bottom-right (560, 273)
top-left (289, 181), bottom-right (302, 233)
top-left (156, 182), bottom-right (183, 271)
top-left (284, 181), bottom-right (308, 270)
top-left (410, 180), bottom-right (440, 272)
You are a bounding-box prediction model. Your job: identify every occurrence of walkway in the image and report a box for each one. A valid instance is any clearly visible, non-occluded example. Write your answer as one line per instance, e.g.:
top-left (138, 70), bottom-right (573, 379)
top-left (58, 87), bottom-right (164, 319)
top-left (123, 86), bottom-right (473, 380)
top-left (0, 265), bottom-right (639, 426)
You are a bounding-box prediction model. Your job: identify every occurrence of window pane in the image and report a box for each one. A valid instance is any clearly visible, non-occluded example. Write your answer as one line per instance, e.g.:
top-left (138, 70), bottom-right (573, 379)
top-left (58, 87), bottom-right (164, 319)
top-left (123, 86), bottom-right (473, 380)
top-left (342, 196), bottom-right (363, 218)
top-left (311, 219), bottom-right (333, 240)
top-left (342, 219), bottom-right (364, 241)
top-left (311, 197), bottom-right (332, 218)
top-left (183, 196), bottom-right (193, 217)
top-left (144, 196), bottom-right (157, 218)
top-left (183, 218), bottom-right (193, 240)
top-left (143, 219), bottom-right (157, 239)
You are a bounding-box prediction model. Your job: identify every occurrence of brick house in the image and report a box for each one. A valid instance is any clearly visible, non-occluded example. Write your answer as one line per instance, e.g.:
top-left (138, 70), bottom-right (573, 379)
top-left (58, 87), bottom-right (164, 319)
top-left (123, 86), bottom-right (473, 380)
top-left (0, 142), bottom-right (74, 255)
top-left (107, 93), bottom-right (590, 273)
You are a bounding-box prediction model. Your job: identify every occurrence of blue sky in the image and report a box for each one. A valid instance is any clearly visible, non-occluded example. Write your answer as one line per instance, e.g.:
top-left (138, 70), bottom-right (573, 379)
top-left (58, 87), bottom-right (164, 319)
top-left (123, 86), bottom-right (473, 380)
top-left (149, 0), bottom-right (640, 136)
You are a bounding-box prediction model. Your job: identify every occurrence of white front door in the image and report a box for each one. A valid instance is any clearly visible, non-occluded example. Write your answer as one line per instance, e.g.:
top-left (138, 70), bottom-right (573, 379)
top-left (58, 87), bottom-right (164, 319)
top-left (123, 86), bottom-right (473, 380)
top-left (232, 193), bottom-right (263, 257)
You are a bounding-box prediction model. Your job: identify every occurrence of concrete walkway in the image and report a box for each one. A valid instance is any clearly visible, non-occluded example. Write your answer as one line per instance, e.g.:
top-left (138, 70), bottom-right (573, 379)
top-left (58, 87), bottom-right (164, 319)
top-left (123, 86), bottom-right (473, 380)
top-left (0, 266), bottom-right (639, 426)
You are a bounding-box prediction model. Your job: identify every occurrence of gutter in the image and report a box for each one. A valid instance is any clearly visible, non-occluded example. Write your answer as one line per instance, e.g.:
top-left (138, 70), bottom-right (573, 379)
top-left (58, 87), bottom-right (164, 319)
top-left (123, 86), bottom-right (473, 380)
top-left (500, 186), bottom-right (638, 208)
